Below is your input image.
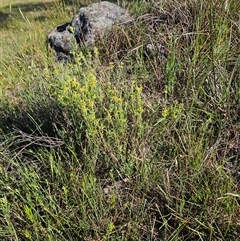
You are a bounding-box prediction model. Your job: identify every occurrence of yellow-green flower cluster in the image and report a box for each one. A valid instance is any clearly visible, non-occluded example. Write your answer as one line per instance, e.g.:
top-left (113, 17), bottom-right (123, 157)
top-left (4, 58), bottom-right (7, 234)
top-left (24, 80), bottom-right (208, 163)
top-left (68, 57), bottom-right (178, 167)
top-left (75, 51), bottom-right (85, 65)
top-left (105, 83), bottom-right (126, 131)
top-left (50, 69), bottom-right (101, 127)
top-left (161, 101), bottom-right (184, 120)
top-left (93, 46), bottom-right (99, 57)
top-left (128, 79), bottom-right (144, 117)
top-left (134, 84), bottom-right (144, 115)
top-left (103, 78), bottom-right (145, 140)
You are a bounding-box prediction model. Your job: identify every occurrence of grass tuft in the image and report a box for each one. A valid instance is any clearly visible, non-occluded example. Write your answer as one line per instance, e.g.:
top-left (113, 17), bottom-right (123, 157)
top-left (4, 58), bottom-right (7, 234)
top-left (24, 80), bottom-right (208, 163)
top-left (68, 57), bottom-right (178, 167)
top-left (0, 0), bottom-right (239, 240)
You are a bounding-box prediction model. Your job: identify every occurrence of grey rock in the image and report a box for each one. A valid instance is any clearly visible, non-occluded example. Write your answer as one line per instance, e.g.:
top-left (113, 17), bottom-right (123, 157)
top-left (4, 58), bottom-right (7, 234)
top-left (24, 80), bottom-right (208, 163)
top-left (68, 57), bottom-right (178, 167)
top-left (145, 41), bottom-right (168, 60)
top-left (48, 1), bottom-right (133, 60)
top-left (48, 23), bottom-right (74, 55)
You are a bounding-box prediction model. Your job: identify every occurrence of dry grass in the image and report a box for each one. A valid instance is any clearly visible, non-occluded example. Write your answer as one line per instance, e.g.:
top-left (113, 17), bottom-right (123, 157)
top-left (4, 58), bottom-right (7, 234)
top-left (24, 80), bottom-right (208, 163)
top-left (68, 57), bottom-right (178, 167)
top-left (0, 0), bottom-right (239, 240)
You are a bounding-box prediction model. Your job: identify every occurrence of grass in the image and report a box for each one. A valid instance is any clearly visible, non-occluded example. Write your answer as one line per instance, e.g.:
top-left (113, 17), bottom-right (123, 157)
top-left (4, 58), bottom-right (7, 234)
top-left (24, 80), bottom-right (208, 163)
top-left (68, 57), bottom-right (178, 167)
top-left (0, 0), bottom-right (240, 240)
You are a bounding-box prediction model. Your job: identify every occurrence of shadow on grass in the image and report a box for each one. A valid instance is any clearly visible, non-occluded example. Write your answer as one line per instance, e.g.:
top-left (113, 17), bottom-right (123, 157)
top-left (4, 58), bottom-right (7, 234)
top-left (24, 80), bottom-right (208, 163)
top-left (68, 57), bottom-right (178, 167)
top-left (0, 1), bottom-right (56, 27)
top-left (0, 10), bottom-right (9, 23)
top-left (0, 0), bottom-right (132, 27)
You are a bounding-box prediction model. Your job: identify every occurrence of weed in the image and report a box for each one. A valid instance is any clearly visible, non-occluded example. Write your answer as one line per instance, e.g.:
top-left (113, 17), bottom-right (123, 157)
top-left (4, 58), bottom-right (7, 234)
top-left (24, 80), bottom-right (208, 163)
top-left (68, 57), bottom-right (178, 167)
top-left (0, 0), bottom-right (239, 240)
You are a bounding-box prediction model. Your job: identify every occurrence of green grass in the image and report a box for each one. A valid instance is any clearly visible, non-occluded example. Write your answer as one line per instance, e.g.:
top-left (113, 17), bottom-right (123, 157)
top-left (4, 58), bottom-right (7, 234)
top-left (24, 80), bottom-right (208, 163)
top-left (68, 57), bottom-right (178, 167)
top-left (0, 0), bottom-right (52, 8)
top-left (0, 0), bottom-right (240, 240)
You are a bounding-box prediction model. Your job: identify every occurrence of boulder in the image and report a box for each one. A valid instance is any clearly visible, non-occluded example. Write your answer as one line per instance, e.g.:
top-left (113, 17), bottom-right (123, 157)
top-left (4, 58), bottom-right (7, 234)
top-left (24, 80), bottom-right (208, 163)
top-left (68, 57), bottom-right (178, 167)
top-left (48, 1), bottom-right (133, 61)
